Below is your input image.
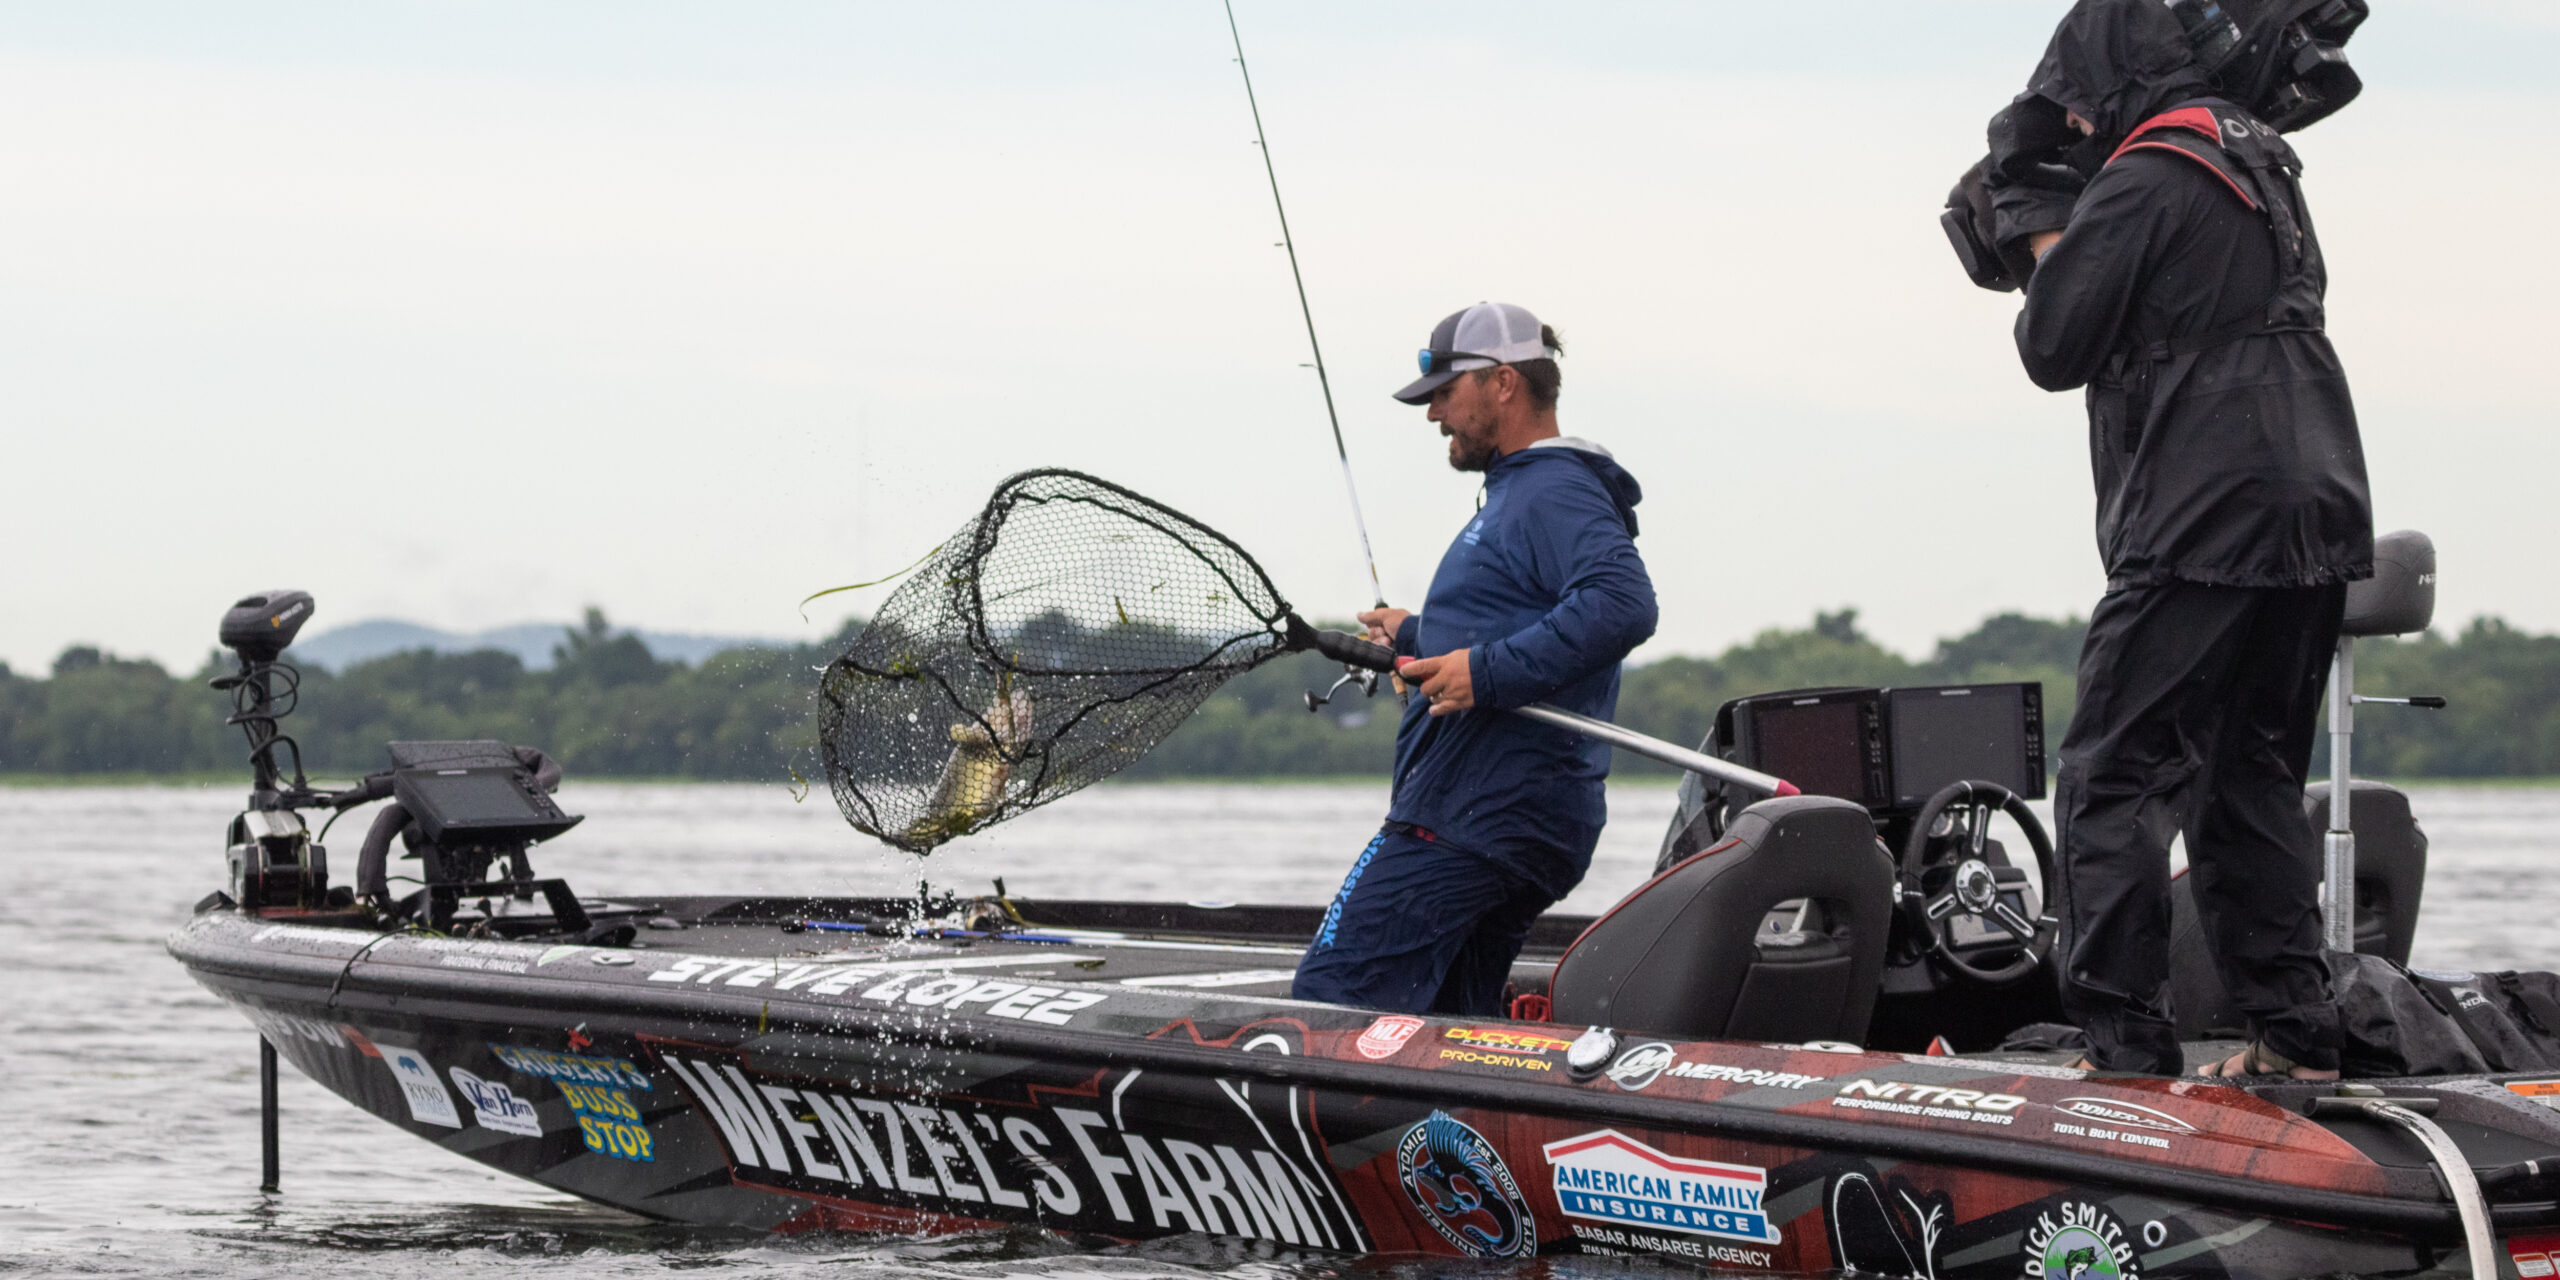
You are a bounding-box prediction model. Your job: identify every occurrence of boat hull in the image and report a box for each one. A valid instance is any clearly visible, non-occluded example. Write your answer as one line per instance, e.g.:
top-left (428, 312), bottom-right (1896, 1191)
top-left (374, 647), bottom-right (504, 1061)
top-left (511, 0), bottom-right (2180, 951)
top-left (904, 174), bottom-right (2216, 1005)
top-left (173, 906), bottom-right (2529, 1277)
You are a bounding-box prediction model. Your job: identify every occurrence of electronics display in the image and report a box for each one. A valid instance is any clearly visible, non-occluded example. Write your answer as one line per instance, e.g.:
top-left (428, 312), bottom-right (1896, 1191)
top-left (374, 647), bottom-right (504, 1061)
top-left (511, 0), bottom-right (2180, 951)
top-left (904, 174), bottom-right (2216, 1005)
top-left (1728, 689), bottom-right (1888, 808)
top-left (1886, 683), bottom-right (2046, 805)
top-left (388, 739), bottom-right (583, 848)
top-left (1723, 682), bottom-right (2045, 812)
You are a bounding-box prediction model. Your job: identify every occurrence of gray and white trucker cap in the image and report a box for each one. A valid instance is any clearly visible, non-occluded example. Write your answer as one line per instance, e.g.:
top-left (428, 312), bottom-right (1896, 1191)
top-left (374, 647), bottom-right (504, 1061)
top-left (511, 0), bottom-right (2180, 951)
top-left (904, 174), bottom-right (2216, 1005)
top-left (1392, 302), bottom-right (1555, 404)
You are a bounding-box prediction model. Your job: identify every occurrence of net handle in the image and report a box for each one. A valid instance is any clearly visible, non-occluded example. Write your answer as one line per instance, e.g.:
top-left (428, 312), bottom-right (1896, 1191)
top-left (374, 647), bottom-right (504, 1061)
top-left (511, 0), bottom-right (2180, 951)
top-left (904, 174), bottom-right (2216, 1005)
top-left (1283, 617), bottom-right (1799, 798)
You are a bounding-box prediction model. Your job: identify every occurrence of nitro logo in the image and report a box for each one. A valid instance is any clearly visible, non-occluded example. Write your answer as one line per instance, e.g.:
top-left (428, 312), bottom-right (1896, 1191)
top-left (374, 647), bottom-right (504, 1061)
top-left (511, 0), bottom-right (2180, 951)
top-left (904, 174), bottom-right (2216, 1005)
top-left (2024, 1200), bottom-right (2140, 1280)
top-left (449, 1067), bottom-right (541, 1137)
top-left (1831, 1079), bottom-right (2024, 1126)
top-left (655, 1052), bottom-right (1357, 1248)
top-left (1543, 1129), bottom-right (1778, 1245)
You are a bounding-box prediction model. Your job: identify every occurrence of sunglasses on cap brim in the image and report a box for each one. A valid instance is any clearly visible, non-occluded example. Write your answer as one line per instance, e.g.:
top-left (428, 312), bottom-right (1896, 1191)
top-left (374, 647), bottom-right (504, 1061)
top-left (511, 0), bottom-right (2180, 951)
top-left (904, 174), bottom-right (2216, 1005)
top-left (1416, 348), bottom-right (1506, 376)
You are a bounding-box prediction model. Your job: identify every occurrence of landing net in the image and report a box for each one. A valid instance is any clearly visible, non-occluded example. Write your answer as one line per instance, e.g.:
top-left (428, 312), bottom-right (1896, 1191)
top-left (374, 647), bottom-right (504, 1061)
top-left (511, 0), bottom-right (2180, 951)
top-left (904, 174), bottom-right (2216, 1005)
top-left (819, 469), bottom-right (1299, 852)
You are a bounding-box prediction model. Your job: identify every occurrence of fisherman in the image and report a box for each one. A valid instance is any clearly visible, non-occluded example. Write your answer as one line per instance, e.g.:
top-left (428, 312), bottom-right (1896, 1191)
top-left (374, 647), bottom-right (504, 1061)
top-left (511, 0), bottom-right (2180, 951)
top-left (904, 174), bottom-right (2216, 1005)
top-left (1289, 302), bottom-right (1658, 1016)
top-left (1986, 0), bottom-right (2373, 1078)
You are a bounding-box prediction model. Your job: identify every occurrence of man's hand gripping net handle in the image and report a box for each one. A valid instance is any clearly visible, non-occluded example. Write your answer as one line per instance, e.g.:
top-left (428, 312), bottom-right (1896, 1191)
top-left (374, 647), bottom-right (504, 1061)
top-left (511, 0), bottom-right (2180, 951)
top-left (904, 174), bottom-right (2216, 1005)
top-left (1290, 621), bottom-right (1801, 798)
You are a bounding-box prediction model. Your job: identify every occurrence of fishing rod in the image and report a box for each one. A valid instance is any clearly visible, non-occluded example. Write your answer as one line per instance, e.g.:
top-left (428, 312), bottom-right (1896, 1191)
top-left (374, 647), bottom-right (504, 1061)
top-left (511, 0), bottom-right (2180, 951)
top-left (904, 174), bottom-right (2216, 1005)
top-left (1222, 0), bottom-right (1386, 610)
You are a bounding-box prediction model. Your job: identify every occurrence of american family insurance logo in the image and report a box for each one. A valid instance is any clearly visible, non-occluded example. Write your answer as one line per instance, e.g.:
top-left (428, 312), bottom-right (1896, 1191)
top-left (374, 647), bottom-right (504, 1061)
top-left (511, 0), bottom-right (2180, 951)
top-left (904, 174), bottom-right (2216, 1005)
top-left (1542, 1129), bottom-right (1780, 1245)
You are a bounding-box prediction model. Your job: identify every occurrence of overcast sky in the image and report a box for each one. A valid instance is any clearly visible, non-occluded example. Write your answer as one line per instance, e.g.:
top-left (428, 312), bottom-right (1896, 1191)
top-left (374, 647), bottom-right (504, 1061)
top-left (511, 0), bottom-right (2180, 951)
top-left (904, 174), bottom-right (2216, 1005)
top-left (4, 1), bottom-right (2553, 674)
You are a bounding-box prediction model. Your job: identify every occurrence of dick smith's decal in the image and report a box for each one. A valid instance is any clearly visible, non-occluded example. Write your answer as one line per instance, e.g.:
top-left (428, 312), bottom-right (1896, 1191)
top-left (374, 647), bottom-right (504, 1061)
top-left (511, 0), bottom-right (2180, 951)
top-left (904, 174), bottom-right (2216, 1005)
top-left (1829, 1079), bottom-right (2025, 1125)
top-left (653, 1051), bottom-right (1359, 1248)
top-left (647, 955), bottom-right (1106, 1025)
top-left (2024, 1200), bottom-right (2140, 1280)
top-left (1542, 1129), bottom-right (1779, 1246)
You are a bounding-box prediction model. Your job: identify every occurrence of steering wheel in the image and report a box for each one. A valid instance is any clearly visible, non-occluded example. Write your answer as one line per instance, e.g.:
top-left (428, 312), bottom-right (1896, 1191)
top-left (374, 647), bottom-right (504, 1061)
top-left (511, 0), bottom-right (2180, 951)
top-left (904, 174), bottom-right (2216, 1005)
top-left (1897, 780), bottom-right (2058, 985)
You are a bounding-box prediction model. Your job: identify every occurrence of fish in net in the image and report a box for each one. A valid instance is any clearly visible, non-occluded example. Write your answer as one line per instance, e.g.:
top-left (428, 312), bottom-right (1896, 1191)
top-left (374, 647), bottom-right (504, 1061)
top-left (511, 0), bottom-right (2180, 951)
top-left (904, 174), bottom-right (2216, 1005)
top-left (818, 468), bottom-right (1375, 852)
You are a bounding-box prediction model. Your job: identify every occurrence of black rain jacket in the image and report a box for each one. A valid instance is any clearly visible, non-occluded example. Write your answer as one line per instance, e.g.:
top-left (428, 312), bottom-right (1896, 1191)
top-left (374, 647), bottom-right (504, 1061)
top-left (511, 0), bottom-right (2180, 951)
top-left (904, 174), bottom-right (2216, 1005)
top-left (2013, 0), bottom-right (2373, 588)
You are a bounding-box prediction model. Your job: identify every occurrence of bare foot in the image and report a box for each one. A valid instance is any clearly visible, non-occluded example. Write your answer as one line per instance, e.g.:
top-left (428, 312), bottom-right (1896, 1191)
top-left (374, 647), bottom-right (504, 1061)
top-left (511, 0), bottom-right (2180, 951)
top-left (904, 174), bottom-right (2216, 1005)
top-left (2197, 1042), bottom-right (2339, 1081)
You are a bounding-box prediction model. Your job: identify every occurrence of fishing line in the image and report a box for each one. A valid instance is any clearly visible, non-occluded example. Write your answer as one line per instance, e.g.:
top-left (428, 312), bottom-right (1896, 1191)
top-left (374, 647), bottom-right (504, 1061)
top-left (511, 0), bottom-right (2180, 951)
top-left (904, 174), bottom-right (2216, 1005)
top-left (1222, 0), bottom-right (1386, 609)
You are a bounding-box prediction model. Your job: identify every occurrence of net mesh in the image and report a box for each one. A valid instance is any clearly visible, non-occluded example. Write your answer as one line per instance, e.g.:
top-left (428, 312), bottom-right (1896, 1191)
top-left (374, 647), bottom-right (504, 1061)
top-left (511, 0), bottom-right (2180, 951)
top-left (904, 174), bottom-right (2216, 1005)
top-left (819, 469), bottom-right (1300, 852)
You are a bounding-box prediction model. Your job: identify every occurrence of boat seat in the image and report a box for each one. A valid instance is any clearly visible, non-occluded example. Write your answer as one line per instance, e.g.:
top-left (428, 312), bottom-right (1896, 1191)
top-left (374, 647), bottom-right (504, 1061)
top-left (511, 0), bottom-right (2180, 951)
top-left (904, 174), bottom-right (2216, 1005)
top-left (2167, 781), bottom-right (2429, 1037)
top-left (1549, 796), bottom-right (1894, 1045)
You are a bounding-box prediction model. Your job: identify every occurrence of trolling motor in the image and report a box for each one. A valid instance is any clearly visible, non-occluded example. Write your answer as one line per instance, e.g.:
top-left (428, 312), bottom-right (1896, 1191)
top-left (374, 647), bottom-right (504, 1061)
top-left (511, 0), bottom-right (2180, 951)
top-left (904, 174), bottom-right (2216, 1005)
top-left (2322, 530), bottom-right (2444, 950)
top-left (209, 589), bottom-right (599, 935)
top-left (212, 590), bottom-right (337, 910)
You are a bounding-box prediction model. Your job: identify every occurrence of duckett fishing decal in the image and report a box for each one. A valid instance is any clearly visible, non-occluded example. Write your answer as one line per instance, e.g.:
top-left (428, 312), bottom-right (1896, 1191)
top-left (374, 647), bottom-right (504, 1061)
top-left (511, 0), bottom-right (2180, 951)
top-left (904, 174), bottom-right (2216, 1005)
top-left (1396, 1111), bottom-right (1535, 1259)
top-left (649, 1044), bottom-right (1359, 1248)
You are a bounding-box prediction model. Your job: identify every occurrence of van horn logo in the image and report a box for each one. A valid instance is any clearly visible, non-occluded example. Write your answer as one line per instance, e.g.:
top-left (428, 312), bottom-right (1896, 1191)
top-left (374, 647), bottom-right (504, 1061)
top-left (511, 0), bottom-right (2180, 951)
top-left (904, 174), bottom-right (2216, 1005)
top-left (1607, 1042), bottom-right (1676, 1091)
top-left (2054, 1097), bottom-right (2197, 1134)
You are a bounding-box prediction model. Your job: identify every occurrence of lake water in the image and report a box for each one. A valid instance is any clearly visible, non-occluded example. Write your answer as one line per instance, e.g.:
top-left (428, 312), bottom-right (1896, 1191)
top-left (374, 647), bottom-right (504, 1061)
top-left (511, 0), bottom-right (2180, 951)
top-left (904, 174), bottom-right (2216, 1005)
top-left (4, 779), bottom-right (2553, 1277)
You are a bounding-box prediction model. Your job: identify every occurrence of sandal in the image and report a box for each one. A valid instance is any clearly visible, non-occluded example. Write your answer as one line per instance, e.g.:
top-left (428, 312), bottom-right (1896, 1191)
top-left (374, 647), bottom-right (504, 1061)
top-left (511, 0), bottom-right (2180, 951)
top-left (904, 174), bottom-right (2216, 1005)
top-left (2196, 1041), bottom-right (2340, 1081)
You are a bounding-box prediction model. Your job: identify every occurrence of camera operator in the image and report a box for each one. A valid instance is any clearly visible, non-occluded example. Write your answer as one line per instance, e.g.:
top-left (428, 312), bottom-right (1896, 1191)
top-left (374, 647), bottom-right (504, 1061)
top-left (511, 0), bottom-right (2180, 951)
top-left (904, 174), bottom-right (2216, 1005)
top-left (1986, 0), bottom-right (2374, 1078)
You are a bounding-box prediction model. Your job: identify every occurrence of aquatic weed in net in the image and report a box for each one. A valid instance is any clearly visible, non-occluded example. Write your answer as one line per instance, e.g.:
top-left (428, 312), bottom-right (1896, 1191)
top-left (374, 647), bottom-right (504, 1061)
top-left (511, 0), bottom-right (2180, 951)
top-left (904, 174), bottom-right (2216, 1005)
top-left (818, 470), bottom-right (1299, 852)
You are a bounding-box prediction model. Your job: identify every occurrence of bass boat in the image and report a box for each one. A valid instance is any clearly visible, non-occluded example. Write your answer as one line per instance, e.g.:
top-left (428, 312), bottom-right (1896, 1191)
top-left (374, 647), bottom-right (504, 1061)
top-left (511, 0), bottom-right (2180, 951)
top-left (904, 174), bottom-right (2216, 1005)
top-left (173, 534), bottom-right (2560, 1279)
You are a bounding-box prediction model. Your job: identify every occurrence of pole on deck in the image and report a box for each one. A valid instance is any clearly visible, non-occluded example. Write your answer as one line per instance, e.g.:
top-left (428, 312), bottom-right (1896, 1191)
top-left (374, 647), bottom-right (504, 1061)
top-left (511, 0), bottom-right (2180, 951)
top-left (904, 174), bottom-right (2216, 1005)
top-left (2321, 638), bottom-right (2357, 953)
top-left (259, 1035), bottom-right (280, 1192)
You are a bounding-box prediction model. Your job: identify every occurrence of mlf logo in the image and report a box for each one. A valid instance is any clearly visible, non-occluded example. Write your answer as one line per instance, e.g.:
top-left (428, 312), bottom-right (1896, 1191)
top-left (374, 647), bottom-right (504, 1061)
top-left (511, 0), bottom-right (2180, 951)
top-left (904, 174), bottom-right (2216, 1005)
top-left (1357, 1015), bottom-right (1425, 1061)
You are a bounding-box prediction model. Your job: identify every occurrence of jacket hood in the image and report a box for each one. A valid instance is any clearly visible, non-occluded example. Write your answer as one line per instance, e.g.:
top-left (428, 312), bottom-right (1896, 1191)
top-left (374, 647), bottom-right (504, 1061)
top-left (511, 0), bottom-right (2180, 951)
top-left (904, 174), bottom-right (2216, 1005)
top-left (1507, 437), bottom-right (1643, 538)
top-left (2027, 0), bottom-right (2215, 142)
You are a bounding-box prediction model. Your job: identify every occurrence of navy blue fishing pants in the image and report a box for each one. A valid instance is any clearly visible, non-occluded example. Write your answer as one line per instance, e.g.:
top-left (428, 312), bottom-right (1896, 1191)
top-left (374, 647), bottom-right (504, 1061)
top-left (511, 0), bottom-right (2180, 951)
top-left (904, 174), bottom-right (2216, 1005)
top-left (1290, 826), bottom-right (1553, 1016)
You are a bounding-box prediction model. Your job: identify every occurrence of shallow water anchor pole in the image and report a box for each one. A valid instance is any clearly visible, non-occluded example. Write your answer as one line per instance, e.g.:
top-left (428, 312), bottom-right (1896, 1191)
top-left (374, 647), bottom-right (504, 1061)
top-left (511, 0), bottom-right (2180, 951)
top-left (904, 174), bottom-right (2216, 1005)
top-left (259, 1036), bottom-right (280, 1192)
top-left (2321, 637), bottom-right (2357, 953)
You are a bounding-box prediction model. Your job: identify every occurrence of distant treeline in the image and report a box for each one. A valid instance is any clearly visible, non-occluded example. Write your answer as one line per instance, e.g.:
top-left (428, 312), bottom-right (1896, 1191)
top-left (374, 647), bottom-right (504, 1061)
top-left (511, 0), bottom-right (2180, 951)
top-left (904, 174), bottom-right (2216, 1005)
top-left (3, 607), bottom-right (2550, 782)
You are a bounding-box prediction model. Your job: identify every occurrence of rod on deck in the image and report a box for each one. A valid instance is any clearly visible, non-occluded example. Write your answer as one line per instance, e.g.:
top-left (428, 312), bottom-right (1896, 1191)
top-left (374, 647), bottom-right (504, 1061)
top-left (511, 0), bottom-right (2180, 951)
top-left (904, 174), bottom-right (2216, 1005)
top-left (259, 1036), bottom-right (280, 1192)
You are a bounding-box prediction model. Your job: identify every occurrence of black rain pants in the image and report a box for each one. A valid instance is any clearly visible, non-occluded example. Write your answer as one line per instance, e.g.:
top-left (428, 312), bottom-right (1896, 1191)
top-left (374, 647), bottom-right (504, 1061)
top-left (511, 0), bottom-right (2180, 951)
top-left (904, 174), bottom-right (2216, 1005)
top-left (2054, 581), bottom-right (2346, 1074)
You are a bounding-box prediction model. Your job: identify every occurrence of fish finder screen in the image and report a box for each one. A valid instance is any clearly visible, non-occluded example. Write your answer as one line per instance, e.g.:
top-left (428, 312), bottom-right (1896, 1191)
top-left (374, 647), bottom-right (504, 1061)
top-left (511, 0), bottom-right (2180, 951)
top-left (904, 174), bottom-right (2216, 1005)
top-left (408, 772), bottom-right (545, 825)
top-left (1888, 684), bottom-right (2044, 805)
top-left (1747, 700), bottom-right (1872, 803)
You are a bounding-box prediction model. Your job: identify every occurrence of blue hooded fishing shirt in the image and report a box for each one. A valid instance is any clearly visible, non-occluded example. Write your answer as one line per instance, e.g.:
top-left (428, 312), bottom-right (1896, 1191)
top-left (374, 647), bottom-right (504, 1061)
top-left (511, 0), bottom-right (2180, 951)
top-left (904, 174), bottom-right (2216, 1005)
top-left (1386, 438), bottom-right (1657, 898)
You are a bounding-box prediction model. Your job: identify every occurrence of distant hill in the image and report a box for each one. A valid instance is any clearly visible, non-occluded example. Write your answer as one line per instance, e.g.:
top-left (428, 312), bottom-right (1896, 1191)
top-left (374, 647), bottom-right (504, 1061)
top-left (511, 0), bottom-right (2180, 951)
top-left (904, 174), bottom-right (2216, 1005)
top-left (291, 618), bottom-right (791, 672)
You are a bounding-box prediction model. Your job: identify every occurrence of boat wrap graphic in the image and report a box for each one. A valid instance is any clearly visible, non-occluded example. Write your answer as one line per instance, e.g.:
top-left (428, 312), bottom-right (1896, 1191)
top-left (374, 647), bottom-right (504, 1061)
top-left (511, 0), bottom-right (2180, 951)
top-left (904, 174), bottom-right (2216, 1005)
top-left (173, 908), bottom-right (2517, 1277)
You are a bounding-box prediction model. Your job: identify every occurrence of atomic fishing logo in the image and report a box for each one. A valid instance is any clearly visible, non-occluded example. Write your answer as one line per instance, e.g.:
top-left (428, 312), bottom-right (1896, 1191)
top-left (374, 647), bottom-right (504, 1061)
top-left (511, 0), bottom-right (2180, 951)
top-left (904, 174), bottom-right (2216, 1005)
top-left (1397, 1111), bottom-right (1535, 1259)
top-left (2024, 1200), bottom-right (2140, 1280)
top-left (1543, 1129), bottom-right (1780, 1245)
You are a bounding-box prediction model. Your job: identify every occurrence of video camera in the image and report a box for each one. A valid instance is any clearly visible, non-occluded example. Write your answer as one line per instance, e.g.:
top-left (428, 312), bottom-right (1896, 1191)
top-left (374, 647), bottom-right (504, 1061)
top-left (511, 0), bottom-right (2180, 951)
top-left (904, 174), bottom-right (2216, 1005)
top-left (1941, 0), bottom-right (2369, 293)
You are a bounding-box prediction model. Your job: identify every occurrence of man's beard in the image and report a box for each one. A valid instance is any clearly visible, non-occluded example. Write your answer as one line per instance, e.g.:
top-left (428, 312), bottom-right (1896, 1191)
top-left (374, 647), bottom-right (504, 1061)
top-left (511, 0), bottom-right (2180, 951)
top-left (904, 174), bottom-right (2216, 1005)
top-left (1446, 427), bottom-right (1498, 472)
